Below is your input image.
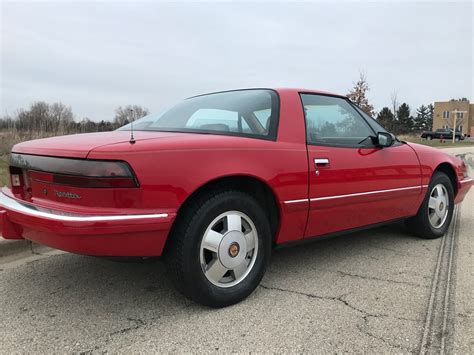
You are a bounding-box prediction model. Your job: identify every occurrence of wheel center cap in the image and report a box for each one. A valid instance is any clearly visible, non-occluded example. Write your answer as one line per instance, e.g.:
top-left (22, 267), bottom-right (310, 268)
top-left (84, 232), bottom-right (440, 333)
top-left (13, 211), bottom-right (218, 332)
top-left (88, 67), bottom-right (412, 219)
top-left (218, 231), bottom-right (247, 269)
top-left (228, 242), bottom-right (240, 258)
top-left (439, 202), bottom-right (444, 211)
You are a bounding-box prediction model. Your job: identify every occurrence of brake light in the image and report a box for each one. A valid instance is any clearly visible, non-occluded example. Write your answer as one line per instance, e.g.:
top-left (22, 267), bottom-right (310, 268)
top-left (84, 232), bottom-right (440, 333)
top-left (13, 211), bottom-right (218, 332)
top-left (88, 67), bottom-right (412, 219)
top-left (28, 170), bottom-right (137, 188)
top-left (9, 154), bottom-right (139, 189)
top-left (9, 166), bottom-right (30, 198)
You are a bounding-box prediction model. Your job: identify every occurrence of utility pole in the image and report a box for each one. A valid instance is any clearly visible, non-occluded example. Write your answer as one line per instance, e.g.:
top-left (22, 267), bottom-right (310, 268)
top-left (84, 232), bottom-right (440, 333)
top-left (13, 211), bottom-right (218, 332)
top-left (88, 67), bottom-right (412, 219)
top-left (451, 110), bottom-right (467, 143)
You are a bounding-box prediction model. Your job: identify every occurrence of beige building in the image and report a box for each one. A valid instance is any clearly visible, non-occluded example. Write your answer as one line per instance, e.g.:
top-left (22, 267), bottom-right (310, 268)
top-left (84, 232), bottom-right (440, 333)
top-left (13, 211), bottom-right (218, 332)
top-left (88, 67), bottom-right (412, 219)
top-left (433, 99), bottom-right (474, 136)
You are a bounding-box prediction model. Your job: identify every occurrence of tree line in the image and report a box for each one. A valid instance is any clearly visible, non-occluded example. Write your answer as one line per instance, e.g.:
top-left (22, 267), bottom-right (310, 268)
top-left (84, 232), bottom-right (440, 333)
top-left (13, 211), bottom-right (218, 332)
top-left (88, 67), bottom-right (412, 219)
top-left (1, 75), bottom-right (436, 136)
top-left (347, 73), bottom-right (433, 135)
top-left (0, 102), bottom-right (149, 134)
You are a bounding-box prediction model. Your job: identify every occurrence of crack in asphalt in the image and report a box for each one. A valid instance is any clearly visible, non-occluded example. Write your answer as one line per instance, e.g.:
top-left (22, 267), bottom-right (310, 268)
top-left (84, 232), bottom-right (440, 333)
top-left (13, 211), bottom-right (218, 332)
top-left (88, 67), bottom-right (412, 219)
top-left (79, 316), bottom-right (161, 354)
top-left (357, 321), bottom-right (413, 351)
top-left (337, 270), bottom-right (426, 288)
top-left (260, 284), bottom-right (420, 351)
top-left (260, 283), bottom-right (420, 322)
top-left (366, 243), bottom-right (412, 257)
top-left (259, 284), bottom-right (415, 321)
top-left (108, 317), bottom-right (147, 337)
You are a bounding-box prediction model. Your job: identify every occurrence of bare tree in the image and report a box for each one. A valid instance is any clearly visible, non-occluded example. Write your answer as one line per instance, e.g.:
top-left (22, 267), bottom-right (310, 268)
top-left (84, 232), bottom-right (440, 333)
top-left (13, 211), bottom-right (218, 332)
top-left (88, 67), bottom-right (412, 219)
top-left (114, 105), bottom-right (149, 126)
top-left (14, 101), bottom-right (75, 133)
top-left (17, 102), bottom-right (49, 132)
top-left (49, 102), bottom-right (74, 133)
top-left (390, 91), bottom-right (399, 119)
top-left (346, 72), bottom-right (375, 116)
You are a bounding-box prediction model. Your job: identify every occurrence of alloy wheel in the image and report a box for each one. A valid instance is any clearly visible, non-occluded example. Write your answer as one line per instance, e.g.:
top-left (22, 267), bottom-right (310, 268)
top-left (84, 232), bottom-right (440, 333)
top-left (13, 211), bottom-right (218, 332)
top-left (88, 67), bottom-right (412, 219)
top-left (200, 211), bottom-right (258, 288)
top-left (428, 183), bottom-right (449, 229)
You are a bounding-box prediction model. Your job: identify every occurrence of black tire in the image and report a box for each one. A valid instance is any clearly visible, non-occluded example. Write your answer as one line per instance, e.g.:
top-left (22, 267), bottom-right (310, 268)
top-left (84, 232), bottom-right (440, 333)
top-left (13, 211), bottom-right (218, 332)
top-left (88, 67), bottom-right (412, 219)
top-left (405, 172), bottom-right (454, 239)
top-left (164, 190), bottom-right (272, 307)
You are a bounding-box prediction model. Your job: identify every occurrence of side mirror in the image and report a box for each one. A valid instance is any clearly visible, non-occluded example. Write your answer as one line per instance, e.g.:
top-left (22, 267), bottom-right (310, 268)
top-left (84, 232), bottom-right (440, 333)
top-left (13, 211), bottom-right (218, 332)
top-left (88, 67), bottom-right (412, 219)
top-left (377, 132), bottom-right (395, 147)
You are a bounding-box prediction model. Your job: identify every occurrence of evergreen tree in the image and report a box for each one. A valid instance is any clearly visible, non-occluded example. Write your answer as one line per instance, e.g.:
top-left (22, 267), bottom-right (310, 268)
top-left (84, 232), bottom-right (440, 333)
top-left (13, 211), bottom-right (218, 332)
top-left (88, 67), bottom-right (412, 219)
top-left (376, 107), bottom-right (398, 133)
top-left (427, 104), bottom-right (434, 130)
top-left (396, 103), bottom-right (413, 134)
top-left (414, 105), bottom-right (430, 132)
top-left (347, 72), bottom-right (375, 116)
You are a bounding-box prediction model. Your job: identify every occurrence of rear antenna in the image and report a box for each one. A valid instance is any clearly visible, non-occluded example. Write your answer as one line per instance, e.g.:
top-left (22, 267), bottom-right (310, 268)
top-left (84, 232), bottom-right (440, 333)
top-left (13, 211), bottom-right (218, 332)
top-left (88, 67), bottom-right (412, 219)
top-left (129, 107), bottom-right (136, 144)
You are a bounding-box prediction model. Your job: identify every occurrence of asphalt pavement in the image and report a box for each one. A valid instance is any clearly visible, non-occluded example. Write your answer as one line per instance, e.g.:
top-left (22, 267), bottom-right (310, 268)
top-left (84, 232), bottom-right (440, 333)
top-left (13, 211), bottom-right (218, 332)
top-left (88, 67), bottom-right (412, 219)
top-left (0, 147), bottom-right (472, 353)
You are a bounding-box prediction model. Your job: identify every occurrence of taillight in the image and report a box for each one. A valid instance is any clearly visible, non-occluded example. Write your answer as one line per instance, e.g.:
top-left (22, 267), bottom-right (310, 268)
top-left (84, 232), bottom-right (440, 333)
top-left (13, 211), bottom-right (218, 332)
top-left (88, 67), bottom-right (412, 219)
top-left (9, 153), bottom-right (139, 189)
top-left (28, 170), bottom-right (137, 188)
top-left (11, 172), bottom-right (21, 186)
top-left (9, 166), bottom-right (31, 198)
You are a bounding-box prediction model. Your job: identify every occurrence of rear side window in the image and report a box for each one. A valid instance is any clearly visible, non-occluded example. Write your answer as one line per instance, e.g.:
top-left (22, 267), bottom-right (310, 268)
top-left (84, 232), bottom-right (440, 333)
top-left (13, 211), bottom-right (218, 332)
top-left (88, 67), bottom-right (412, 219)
top-left (300, 94), bottom-right (374, 147)
top-left (185, 109), bottom-right (251, 133)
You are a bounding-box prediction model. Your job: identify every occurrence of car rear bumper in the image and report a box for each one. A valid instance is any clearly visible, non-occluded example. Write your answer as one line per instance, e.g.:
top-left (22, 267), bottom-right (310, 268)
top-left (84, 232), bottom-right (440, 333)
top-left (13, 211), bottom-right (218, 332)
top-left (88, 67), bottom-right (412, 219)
top-left (0, 191), bottom-right (175, 256)
top-left (455, 177), bottom-right (474, 204)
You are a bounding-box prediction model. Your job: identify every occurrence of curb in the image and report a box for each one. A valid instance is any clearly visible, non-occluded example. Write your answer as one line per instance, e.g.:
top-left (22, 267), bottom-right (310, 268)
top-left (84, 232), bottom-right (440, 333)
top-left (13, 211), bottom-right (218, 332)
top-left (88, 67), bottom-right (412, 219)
top-left (0, 236), bottom-right (47, 258)
top-left (0, 238), bottom-right (33, 257)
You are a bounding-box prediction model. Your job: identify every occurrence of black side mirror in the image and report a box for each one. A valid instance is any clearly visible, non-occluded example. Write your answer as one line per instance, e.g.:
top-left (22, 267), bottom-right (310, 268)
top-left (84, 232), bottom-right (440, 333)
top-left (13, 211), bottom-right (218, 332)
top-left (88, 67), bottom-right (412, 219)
top-left (377, 132), bottom-right (395, 147)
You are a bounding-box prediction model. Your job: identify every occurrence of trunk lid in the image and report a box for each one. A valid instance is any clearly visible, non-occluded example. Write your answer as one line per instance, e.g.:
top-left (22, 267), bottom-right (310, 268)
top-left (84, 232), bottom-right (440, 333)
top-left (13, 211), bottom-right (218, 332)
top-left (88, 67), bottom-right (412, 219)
top-left (11, 131), bottom-right (180, 158)
top-left (8, 130), bottom-right (182, 211)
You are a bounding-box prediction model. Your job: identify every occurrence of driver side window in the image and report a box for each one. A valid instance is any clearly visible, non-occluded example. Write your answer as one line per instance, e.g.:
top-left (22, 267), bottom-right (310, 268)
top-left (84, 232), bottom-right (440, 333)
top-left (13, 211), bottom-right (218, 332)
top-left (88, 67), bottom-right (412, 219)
top-left (301, 94), bottom-right (374, 147)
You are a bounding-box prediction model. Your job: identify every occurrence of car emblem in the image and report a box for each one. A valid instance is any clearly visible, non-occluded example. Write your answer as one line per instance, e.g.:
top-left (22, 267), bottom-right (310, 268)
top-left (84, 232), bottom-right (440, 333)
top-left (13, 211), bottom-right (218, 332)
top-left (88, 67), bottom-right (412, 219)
top-left (54, 190), bottom-right (81, 199)
top-left (228, 242), bottom-right (240, 258)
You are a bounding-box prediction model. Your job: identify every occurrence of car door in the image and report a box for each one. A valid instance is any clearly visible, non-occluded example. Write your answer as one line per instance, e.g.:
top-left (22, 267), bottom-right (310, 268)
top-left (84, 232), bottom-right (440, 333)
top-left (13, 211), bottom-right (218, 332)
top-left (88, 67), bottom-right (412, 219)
top-left (301, 93), bottom-right (422, 238)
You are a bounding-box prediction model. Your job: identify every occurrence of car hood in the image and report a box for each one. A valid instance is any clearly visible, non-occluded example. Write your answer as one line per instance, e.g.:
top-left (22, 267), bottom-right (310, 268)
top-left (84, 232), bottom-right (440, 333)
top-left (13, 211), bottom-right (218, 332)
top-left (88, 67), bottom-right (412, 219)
top-left (11, 131), bottom-right (185, 158)
top-left (407, 142), bottom-right (451, 156)
top-left (407, 142), bottom-right (466, 175)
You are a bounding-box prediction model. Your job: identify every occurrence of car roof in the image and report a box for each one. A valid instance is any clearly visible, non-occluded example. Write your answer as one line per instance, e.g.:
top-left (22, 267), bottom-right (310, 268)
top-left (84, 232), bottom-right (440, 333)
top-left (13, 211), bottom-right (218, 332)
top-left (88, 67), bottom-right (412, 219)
top-left (274, 87), bottom-right (345, 98)
top-left (188, 88), bottom-right (347, 99)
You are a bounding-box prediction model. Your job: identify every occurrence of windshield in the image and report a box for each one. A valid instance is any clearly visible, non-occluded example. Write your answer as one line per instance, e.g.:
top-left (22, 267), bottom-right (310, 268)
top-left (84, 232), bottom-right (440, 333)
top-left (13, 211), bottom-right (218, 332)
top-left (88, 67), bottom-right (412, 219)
top-left (352, 105), bottom-right (388, 134)
top-left (118, 89), bottom-right (279, 140)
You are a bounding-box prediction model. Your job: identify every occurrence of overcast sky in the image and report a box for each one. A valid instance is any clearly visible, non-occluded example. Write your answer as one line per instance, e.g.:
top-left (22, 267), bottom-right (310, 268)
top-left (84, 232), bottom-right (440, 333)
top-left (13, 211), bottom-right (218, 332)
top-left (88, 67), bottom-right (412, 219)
top-left (1, 0), bottom-right (472, 121)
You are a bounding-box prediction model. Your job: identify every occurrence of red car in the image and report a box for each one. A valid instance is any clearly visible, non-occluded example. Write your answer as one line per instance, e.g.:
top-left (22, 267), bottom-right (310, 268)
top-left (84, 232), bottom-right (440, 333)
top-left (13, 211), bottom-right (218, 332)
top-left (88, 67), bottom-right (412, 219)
top-left (1, 88), bottom-right (472, 307)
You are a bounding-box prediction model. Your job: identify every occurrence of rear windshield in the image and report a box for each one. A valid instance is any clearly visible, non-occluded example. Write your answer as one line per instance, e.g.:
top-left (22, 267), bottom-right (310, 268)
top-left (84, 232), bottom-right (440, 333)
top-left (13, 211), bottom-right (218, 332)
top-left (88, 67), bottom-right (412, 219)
top-left (118, 89), bottom-right (279, 140)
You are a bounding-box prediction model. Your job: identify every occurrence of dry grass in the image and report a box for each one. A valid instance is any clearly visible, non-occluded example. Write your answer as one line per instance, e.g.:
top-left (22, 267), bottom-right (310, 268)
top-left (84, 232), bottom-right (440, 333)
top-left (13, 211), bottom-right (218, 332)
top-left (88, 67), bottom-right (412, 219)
top-left (0, 128), bottom-right (61, 186)
top-left (0, 155), bottom-right (8, 187)
top-left (0, 128), bottom-right (64, 155)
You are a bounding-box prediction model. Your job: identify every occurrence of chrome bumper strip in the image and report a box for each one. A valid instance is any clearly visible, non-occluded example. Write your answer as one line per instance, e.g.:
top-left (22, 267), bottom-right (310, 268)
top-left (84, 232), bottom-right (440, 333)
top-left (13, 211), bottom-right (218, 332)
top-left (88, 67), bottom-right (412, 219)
top-left (0, 193), bottom-right (168, 222)
top-left (283, 199), bottom-right (308, 204)
top-left (310, 185), bottom-right (422, 202)
top-left (283, 185), bottom-right (427, 204)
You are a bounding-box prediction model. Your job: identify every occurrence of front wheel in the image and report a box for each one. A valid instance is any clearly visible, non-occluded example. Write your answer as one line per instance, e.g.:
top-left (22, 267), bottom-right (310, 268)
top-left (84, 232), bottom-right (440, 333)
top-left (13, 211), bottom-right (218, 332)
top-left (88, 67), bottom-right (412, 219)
top-left (405, 172), bottom-right (454, 239)
top-left (165, 190), bottom-right (272, 307)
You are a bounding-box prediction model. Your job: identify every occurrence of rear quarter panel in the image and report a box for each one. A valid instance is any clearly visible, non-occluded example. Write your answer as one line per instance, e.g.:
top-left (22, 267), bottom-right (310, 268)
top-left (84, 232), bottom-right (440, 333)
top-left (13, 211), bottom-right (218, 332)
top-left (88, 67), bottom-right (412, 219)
top-left (88, 90), bottom-right (310, 244)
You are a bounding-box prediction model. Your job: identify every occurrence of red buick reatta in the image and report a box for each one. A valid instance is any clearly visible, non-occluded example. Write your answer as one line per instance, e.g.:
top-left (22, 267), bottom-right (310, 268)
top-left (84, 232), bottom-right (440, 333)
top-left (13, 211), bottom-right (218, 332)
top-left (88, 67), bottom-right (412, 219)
top-left (1, 88), bottom-right (472, 307)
